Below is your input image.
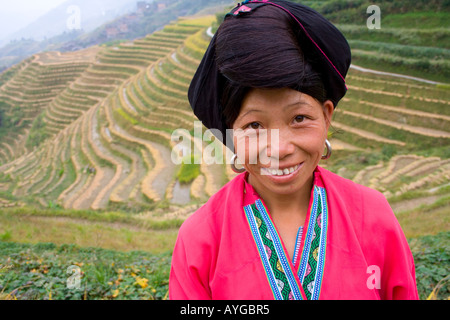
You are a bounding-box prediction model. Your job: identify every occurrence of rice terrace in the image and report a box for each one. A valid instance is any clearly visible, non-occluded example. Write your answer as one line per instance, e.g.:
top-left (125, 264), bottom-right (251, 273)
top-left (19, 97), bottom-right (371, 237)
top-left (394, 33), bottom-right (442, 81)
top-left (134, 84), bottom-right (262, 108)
top-left (0, 0), bottom-right (448, 300)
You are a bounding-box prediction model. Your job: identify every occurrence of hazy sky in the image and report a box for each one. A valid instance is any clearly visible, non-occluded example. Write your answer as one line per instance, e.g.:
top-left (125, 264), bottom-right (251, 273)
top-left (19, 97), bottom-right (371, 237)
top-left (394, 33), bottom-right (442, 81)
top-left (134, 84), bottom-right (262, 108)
top-left (0, 0), bottom-right (68, 39)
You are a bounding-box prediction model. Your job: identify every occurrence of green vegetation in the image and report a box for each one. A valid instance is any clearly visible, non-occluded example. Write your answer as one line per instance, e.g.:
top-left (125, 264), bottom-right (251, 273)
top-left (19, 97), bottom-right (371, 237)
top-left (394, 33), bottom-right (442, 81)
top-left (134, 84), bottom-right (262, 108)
top-left (25, 112), bottom-right (49, 149)
top-left (114, 108), bottom-right (139, 126)
top-left (300, 0), bottom-right (449, 28)
top-left (0, 231), bottom-right (447, 300)
top-left (176, 155), bottom-right (201, 184)
top-left (0, 242), bottom-right (171, 300)
top-left (0, 101), bottom-right (20, 140)
top-left (409, 232), bottom-right (449, 300)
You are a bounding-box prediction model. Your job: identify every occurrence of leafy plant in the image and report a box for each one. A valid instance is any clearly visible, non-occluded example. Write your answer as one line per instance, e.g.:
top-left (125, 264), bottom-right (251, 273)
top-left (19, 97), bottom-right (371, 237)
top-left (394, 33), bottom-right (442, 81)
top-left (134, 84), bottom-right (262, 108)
top-left (0, 242), bottom-right (171, 300)
top-left (410, 232), bottom-right (450, 300)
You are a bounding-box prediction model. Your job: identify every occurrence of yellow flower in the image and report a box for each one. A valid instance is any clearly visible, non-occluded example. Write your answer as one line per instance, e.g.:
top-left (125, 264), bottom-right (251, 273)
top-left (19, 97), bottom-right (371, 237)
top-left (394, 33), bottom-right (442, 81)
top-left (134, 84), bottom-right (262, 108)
top-left (117, 268), bottom-right (124, 274)
top-left (112, 289), bottom-right (119, 298)
top-left (134, 277), bottom-right (149, 289)
top-left (131, 272), bottom-right (137, 277)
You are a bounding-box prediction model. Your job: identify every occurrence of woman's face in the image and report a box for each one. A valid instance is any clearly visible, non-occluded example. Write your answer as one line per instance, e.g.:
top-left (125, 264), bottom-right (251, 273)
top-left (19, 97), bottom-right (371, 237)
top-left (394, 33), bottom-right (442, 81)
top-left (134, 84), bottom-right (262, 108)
top-left (232, 87), bottom-right (334, 196)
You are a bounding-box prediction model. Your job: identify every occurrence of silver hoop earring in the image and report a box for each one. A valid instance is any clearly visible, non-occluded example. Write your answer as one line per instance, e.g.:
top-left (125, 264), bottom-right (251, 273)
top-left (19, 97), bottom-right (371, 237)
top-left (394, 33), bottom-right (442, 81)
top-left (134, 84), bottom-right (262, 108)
top-left (231, 154), bottom-right (246, 173)
top-left (322, 139), bottom-right (332, 160)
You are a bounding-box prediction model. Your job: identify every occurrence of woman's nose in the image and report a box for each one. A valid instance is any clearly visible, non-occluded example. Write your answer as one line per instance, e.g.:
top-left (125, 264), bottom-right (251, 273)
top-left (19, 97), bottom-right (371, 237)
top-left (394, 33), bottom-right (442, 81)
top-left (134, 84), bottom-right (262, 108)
top-left (260, 127), bottom-right (295, 166)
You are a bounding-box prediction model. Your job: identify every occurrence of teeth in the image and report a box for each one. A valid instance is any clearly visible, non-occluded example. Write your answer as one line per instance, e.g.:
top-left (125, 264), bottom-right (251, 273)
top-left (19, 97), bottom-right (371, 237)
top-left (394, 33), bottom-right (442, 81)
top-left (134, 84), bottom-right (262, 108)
top-left (263, 164), bottom-right (301, 176)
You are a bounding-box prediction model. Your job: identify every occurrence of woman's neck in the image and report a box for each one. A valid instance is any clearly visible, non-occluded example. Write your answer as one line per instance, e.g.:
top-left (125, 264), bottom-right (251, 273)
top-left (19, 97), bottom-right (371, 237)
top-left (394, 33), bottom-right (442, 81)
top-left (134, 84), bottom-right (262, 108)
top-left (247, 173), bottom-right (314, 222)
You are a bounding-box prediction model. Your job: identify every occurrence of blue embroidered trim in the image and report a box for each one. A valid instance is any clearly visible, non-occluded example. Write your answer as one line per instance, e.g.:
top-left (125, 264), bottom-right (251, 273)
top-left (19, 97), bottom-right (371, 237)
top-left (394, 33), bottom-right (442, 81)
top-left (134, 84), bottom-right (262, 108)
top-left (298, 186), bottom-right (320, 281)
top-left (244, 185), bottom-right (328, 300)
top-left (255, 200), bottom-right (303, 300)
top-left (312, 187), bottom-right (328, 300)
top-left (297, 186), bottom-right (328, 300)
top-left (244, 205), bottom-right (283, 300)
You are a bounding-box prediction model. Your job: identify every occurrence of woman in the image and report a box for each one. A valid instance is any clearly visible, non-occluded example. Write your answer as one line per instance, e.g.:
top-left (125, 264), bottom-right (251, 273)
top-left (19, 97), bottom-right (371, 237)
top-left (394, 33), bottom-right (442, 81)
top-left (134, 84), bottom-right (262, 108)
top-left (169, 0), bottom-right (418, 300)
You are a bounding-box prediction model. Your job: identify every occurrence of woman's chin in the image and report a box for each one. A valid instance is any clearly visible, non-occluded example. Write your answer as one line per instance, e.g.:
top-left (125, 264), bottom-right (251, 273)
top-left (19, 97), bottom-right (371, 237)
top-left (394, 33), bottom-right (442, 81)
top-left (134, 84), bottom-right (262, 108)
top-left (248, 162), bottom-right (315, 196)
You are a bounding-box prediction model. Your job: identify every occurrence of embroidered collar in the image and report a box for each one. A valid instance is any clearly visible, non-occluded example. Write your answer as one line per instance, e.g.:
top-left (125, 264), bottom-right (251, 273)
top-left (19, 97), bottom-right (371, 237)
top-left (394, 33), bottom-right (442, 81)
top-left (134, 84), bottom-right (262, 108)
top-left (242, 170), bottom-right (329, 300)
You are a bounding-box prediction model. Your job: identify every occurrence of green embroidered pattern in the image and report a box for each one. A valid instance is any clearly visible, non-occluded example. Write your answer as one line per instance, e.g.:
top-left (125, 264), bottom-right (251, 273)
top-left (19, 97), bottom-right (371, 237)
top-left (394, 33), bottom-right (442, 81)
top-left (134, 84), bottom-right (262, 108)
top-left (301, 190), bottom-right (323, 300)
top-left (245, 185), bottom-right (328, 300)
top-left (250, 204), bottom-right (292, 300)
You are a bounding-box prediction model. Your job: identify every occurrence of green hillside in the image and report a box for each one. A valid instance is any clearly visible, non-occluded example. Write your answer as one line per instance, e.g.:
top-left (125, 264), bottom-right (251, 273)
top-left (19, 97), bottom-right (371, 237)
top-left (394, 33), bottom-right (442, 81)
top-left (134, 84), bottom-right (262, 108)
top-left (0, 16), bottom-right (224, 212)
top-left (0, 3), bottom-right (449, 300)
top-left (318, 0), bottom-right (450, 82)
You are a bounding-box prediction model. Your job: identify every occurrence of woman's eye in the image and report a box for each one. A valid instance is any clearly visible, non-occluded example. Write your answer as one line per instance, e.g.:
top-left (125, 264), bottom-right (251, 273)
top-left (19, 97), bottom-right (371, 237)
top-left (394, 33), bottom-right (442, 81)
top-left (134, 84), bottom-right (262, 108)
top-left (247, 122), bottom-right (261, 130)
top-left (294, 115), bottom-right (305, 123)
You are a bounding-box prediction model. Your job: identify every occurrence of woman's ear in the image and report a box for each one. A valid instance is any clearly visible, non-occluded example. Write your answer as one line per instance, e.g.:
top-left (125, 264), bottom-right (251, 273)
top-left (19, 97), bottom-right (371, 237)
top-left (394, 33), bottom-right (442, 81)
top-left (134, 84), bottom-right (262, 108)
top-left (322, 100), bottom-right (334, 130)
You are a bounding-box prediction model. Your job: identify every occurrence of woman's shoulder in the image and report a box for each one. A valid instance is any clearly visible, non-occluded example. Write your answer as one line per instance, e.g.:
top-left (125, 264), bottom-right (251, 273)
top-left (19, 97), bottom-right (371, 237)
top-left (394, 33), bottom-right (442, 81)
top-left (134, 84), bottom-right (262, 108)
top-left (319, 166), bottom-right (403, 236)
top-left (318, 166), bottom-right (388, 203)
top-left (318, 166), bottom-right (395, 223)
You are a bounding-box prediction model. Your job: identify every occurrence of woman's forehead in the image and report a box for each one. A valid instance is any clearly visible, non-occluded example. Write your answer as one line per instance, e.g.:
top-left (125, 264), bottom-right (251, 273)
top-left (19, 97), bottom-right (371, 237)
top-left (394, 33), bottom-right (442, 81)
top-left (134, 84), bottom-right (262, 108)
top-left (240, 88), bottom-right (319, 113)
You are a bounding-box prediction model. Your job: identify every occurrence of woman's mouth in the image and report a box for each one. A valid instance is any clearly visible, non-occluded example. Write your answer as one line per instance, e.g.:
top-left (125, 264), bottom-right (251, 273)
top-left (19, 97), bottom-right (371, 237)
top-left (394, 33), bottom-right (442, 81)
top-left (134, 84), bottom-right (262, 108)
top-left (260, 163), bottom-right (303, 177)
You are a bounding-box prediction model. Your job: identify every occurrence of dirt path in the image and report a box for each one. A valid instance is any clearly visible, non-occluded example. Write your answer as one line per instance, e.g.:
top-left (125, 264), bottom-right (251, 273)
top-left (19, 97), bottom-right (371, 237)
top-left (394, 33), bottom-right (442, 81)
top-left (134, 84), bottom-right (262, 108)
top-left (329, 139), bottom-right (363, 151)
top-left (390, 195), bottom-right (441, 214)
top-left (332, 121), bottom-right (406, 146)
top-left (341, 110), bottom-right (450, 139)
top-left (350, 64), bottom-right (444, 85)
top-left (345, 98), bottom-right (450, 122)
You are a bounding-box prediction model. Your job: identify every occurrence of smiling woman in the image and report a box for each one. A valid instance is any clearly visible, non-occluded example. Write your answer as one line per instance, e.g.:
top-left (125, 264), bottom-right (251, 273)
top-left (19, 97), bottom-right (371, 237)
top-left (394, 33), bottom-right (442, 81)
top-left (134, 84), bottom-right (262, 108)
top-left (170, 0), bottom-right (419, 300)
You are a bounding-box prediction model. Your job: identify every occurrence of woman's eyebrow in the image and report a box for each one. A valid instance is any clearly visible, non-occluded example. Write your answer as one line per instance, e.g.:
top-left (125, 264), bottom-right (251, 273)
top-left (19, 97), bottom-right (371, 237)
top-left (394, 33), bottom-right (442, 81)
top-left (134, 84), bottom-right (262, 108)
top-left (237, 100), bottom-right (314, 121)
top-left (284, 100), bottom-right (314, 110)
top-left (238, 109), bottom-right (264, 120)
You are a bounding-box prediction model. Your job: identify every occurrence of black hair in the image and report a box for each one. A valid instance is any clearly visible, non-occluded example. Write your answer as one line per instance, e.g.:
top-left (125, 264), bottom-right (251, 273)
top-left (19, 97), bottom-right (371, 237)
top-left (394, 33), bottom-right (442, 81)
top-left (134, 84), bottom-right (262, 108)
top-left (215, 6), bottom-right (328, 128)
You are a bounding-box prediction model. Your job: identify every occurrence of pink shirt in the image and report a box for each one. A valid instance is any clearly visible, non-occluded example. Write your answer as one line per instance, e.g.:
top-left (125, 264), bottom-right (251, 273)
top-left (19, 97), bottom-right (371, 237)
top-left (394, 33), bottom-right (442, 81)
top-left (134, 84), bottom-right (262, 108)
top-left (169, 166), bottom-right (418, 300)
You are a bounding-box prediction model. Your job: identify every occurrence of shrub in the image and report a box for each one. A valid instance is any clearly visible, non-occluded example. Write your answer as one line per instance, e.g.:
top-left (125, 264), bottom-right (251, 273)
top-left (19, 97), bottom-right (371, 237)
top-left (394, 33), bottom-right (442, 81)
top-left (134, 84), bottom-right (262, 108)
top-left (176, 155), bottom-right (200, 184)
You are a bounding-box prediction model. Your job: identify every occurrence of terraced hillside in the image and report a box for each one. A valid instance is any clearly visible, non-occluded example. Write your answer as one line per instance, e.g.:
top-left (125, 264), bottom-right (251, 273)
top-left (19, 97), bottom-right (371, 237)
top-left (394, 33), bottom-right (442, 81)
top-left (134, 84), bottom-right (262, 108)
top-left (0, 16), bottom-right (230, 212)
top-left (328, 70), bottom-right (450, 202)
top-left (0, 14), bottom-right (449, 220)
top-left (0, 47), bottom-right (98, 163)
